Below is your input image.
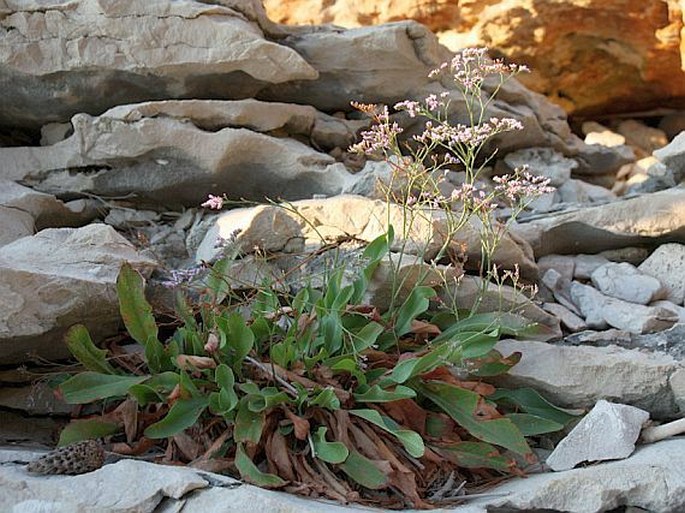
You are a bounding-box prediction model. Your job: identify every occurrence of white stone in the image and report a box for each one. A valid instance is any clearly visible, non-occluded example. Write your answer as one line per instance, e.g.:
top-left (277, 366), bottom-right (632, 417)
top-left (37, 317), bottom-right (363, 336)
top-left (538, 254), bottom-right (575, 282)
top-left (654, 131), bottom-right (685, 181)
top-left (639, 244), bottom-right (685, 305)
top-left (591, 262), bottom-right (665, 305)
top-left (651, 300), bottom-right (685, 323)
top-left (0, 459), bottom-right (209, 513)
top-left (0, 225), bottom-right (157, 364)
top-left (493, 339), bottom-right (680, 417)
top-left (546, 400), bottom-right (650, 471)
top-left (570, 281), bottom-right (677, 334)
top-left (542, 302), bottom-right (587, 332)
top-left (501, 147), bottom-right (577, 187)
top-left (573, 254), bottom-right (610, 280)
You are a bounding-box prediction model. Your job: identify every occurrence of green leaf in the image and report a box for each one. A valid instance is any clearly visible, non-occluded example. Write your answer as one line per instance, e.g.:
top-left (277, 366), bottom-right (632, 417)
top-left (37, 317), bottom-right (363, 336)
top-left (350, 409), bottom-right (424, 458)
top-left (203, 257), bottom-right (233, 304)
top-left (320, 312), bottom-right (343, 355)
top-left (466, 350), bottom-right (521, 377)
top-left (60, 372), bottom-right (147, 404)
top-left (417, 381), bottom-right (531, 456)
top-left (235, 443), bottom-right (287, 488)
top-left (144, 397), bottom-right (208, 439)
top-left (351, 322), bottom-right (384, 353)
top-left (247, 387), bottom-right (290, 412)
top-left (58, 419), bottom-right (120, 447)
top-left (454, 330), bottom-right (500, 360)
top-left (144, 336), bottom-right (168, 373)
top-left (506, 413), bottom-right (564, 436)
top-left (433, 312), bottom-right (530, 344)
top-left (388, 343), bottom-right (452, 384)
top-left (309, 387), bottom-right (340, 411)
top-left (234, 397), bottom-right (265, 443)
top-left (353, 384), bottom-right (416, 403)
top-left (394, 286), bottom-right (436, 337)
top-left (210, 364), bottom-right (239, 415)
top-left (339, 450), bottom-right (389, 490)
top-left (217, 312), bottom-right (254, 369)
top-left (351, 229), bottom-right (392, 304)
top-left (312, 426), bottom-right (349, 464)
top-left (128, 371), bottom-right (180, 405)
top-left (116, 263), bottom-right (159, 347)
top-left (490, 388), bottom-right (579, 426)
top-left (438, 441), bottom-right (513, 472)
top-left (65, 325), bottom-right (117, 375)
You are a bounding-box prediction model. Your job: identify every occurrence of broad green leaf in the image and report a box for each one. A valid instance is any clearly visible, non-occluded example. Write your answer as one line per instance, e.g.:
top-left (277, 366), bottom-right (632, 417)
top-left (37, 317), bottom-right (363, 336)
top-left (329, 357), bottom-right (366, 385)
top-left (439, 441), bottom-right (513, 472)
top-left (454, 330), bottom-right (500, 359)
top-left (351, 229), bottom-right (392, 304)
top-left (60, 372), bottom-right (147, 404)
top-left (490, 388), bottom-right (579, 426)
top-left (234, 398), bottom-right (265, 443)
top-left (235, 443), bottom-right (286, 488)
top-left (65, 325), bottom-right (117, 375)
top-left (506, 413), bottom-right (564, 436)
top-left (388, 343), bottom-right (452, 384)
top-left (394, 286), bottom-right (436, 337)
top-left (129, 371), bottom-right (180, 405)
top-left (144, 336), bottom-right (168, 373)
top-left (353, 384), bottom-right (416, 403)
top-left (320, 313), bottom-right (343, 355)
top-left (351, 322), bottom-right (384, 353)
top-left (309, 387), bottom-right (340, 411)
top-left (116, 263), bottom-right (159, 347)
top-left (339, 450), bottom-right (389, 490)
top-left (350, 409), bottom-right (424, 458)
top-left (217, 312), bottom-right (254, 369)
top-left (418, 381), bottom-right (531, 456)
top-left (312, 426), bottom-right (349, 464)
top-left (175, 289), bottom-right (197, 330)
top-left (247, 387), bottom-right (290, 412)
top-left (211, 364), bottom-right (239, 415)
top-left (58, 419), bottom-right (120, 447)
top-left (144, 397), bottom-right (208, 439)
top-left (203, 257), bottom-right (232, 304)
top-left (467, 350), bottom-right (521, 377)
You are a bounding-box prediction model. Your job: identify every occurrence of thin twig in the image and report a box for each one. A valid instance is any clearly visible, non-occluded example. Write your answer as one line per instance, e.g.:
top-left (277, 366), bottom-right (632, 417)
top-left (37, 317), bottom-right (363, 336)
top-left (244, 355), bottom-right (299, 397)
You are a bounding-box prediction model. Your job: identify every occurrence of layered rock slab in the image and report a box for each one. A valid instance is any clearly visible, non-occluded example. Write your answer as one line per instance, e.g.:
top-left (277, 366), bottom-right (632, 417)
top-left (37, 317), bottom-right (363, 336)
top-left (0, 224), bottom-right (157, 364)
top-left (0, 0), bottom-right (317, 130)
top-left (0, 100), bottom-right (359, 206)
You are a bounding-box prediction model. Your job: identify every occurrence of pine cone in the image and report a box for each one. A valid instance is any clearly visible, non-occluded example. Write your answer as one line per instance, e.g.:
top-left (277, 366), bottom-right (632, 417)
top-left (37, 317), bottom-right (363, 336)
top-left (27, 440), bottom-right (105, 475)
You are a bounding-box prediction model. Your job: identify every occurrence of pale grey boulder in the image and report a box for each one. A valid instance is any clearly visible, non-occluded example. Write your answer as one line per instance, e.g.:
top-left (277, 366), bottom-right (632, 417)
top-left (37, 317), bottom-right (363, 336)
top-left (493, 339), bottom-right (681, 418)
top-left (0, 224), bottom-right (157, 364)
top-left (0, 0), bottom-right (317, 130)
top-left (590, 262), bottom-right (666, 305)
top-left (0, 101), bottom-right (359, 206)
top-left (639, 243), bottom-right (685, 305)
top-left (546, 400), bottom-right (650, 471)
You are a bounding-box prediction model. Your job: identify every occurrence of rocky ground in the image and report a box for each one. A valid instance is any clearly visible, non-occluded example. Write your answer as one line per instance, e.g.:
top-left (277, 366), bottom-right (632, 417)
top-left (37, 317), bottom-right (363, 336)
top-left (1, 1), bottom-right (685, 512)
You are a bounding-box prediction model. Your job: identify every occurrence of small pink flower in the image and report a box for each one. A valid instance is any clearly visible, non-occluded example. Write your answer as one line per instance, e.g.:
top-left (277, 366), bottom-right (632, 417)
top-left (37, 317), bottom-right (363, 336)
top-left (201, 194), bottom-right (224, 210)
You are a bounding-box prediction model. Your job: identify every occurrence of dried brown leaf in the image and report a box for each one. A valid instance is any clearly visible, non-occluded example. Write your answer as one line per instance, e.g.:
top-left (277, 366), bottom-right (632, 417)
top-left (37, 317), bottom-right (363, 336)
top-left (283, 408), bottom-right (311, 441)
top-left (265, 430), bottom-right (296, 481)
top-left (176, 354), bottom-right (217, 370)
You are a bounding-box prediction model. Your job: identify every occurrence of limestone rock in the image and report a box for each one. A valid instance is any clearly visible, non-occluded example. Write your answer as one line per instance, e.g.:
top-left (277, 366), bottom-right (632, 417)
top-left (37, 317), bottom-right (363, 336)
top-left (0, 0), bottom-right (317, 131)
top-left (493, 339), bottom-right (680, 418)
top-left (654, 131), bottom-right (685, 183)
top-left (590, 262), bottom-right (666, 305)
top-left (497, 147), bottom-right (576, 187)
top-left (196, 195), bottom-right (539, 279)
top-left (546, 400), bottom-right (650, 471)
top-left (0, 458), bottom-right (209, 513)
top-left (0, 100), bottom-right (358, 207)
top-left (639, 243), bottom-right (685, 305)
top-left (513, 187), bottom-right (685, 257)
top-left (542, 302), bottom-right (587, 333)
top-left (574, 254), bottom-right (611, 280)
top-left (0, 224), bottom-right (157, 364)
top-left (570, 281), bottom-right (677, 334)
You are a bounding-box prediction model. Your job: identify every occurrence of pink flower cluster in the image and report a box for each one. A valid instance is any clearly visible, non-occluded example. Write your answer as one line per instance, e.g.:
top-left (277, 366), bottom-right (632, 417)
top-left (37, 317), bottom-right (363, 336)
top-left (349, 104), bottom-right (404, 156)
top-left (430, 47), bottom-right (529, 91)
top-left (492, 168), bottom-right (555, 202)
top-left (414, 117), bottom-right (523, 148)
top-left (201, 194), bottom-right (225, 210)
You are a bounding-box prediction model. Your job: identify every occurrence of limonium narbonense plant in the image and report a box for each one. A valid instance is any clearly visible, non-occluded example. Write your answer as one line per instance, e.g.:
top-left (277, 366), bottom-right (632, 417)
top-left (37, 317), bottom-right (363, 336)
top-left (350, 47), bottom-right (554, 280)
top-left (56, 48), bottom-right (576, 510)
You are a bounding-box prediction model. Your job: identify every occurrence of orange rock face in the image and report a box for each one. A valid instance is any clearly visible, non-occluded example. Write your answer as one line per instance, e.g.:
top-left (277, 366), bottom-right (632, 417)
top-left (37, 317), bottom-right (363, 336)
top-left (264, 0), bottom-right (685, 116)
